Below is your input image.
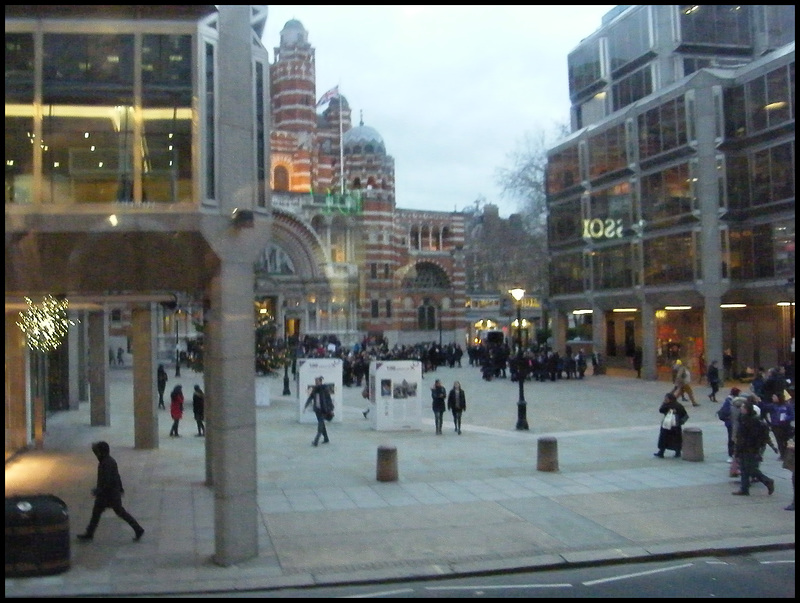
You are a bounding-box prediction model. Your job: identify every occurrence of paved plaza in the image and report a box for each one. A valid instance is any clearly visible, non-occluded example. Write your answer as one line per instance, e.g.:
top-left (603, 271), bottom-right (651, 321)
top-left (5, 362), bottom-right (794, 596)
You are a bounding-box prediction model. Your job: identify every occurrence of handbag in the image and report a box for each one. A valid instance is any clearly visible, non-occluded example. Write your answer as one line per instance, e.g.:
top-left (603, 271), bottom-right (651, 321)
top-left (662, 409), bottom-right (676, 429)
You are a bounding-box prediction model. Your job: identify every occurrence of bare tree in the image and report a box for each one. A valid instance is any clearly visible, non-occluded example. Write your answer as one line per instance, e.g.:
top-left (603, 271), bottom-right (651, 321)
top-left (494, 124), bottom-right (568, 237)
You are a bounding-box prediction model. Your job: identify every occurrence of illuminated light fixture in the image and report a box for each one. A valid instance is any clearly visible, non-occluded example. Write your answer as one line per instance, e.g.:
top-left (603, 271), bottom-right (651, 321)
top-left (664, 306), bottom-right (692, 310)
top-left (108, 214), bottom-right (118, 226)
top-left (720, 303), bottom-right (746, 308)
top-left (16, 295), bottom-right (76, 352)
top-left (778, 302), bottom-right (795, 307)
top-left (765, 101), bottom-right (787, 111)
top-left (572, 309), bottom-right (593, 315)
top-left (612, 308), bottom-right (637, 313)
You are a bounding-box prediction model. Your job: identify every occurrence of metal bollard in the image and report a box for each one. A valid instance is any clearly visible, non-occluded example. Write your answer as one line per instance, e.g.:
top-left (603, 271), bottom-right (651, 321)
top-left (376, 445), bottom-right (398, 482)
top-left (682, 427), bottom-right (704, 461)
top-left (537, 436), bottom-right (559, 472)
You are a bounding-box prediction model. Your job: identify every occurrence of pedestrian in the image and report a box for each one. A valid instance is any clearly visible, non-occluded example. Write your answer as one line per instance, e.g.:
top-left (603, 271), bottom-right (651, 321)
top-left (447, 380), bottom-right (466, 434)
top-left (76, 441), bottom-right (144, 542)
top-left (762, 391), bottom-right (794, 460)
top-left (156, 364), bottom-right (168, 409)
top-left (723, 349), bottom-right (734, 382)
top-left (671, 359), bottom-right (699, 407)
top-left (108, 348), bottom-right (115, 366)
top-left (783, 437), bottom-right (795, 511)
top-left (361, 383), bottom-right (371, 419)
top-left (731, 399), bottom-right (775, 496)
top-left (633, 347), bottom-right (643, 378)
top-left (716, 387), bottom-right (741, 463)
top-left (706, 359), bottom-right (721, 402)
top-left (192, 384), bottom-right (205, 437)
top-left (169, 384), bottom-right (184, 437)
top-left (654, 391), bottom-right (689, 458)
top-left (431, 378), bottom-right (447, 435)
top-left (117, 347), bottom-right (125, 366)
top-left (304, 376), bottom-right (333, 446)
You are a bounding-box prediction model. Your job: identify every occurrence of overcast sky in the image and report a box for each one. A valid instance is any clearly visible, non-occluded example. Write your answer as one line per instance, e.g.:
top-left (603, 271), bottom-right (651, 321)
top-left (263, 5), bottom-right (617, 217)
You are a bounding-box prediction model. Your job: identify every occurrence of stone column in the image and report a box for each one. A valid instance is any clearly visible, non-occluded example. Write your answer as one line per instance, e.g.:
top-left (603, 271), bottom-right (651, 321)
top-left (207, 259), bottom-right (258, 566)
top-left (131, 304), bottom-right (158, 449)
top-left (87, 310), bottom-right (110, 426)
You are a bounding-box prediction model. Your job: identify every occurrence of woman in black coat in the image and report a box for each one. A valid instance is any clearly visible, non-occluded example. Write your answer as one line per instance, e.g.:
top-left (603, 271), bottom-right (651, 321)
top-left (654, 392), bottom-right (688, 458)
top-left (447, 381), bottom-right (467, 435)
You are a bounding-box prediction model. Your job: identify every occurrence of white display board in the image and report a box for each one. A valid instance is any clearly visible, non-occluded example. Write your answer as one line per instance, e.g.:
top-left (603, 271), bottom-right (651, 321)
top-left (368, 360), bottom-right (423, 431)
top-left (297, 357), bottom-right (343, 424)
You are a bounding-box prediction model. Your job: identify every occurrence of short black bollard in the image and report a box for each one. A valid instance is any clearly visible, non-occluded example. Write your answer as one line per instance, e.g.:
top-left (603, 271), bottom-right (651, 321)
top-left (376, 445), bottom-right (398, 482)
top-left (537, 436), bottom-right (559, 472)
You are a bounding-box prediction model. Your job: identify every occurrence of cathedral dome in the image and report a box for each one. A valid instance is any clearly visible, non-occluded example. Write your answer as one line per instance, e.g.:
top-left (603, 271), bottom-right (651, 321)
top-left (280, 19), bottom-right (308, 46)
top-left (343, 124), bottom-right (386, 155)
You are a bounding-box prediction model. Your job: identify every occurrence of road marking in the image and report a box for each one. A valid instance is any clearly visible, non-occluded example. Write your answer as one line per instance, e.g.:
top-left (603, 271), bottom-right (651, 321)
top-left (582, 562), bottom-right (693, 585)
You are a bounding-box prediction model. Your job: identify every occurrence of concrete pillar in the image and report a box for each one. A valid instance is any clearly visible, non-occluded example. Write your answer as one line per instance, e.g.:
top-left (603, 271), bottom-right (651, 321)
top-left (682, 427), bottom-right (704, 462)
top-left (207, 260), bottom-right (258, 567)
top-left (552, 309), bottom-right (567, 353)
top-left (537, 436), bottom-right (559, 472)
top-left (376, 445), bottom-right (398, 482)
top-left (641, 299), bottom-right (658, 381)
top-left (87, 310), bottom-right (110, 426)
top-left (131, 304), bottom-right (158, 449)
top-left (5, 313), bottom-right (29, 452)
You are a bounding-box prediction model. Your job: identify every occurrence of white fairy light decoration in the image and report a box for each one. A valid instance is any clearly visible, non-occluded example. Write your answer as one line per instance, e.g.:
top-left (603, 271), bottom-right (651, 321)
top-left (16, 295), bottom-right (76, 352)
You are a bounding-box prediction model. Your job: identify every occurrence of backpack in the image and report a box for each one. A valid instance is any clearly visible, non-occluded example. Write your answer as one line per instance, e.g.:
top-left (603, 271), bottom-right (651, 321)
top-left (717, 399), bottom-right (732, 422)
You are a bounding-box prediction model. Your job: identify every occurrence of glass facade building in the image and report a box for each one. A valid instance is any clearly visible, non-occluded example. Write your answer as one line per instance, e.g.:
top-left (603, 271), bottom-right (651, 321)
top-left (547, 5), bottom-right (795, 379)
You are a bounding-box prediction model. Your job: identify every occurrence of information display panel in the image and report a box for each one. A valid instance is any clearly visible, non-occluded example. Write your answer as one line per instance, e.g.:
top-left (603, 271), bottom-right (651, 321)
top-left (368, 360), bottom-right (422, 431)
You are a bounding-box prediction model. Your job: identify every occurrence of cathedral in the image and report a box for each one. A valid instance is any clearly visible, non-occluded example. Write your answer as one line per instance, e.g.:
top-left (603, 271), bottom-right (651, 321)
top-left (260, 18), bottom-right (467, 349)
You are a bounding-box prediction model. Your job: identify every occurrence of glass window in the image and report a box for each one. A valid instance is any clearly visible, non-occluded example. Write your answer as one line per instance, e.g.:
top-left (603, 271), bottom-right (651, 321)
top-left (587, 181), bottom-right (633, 240)
top-left (5, 33), bottom-right (34, 103)
top-left (42, 106), bottom-right (135, 204)
top-left (640, 163), bottom-right (693, 224)
top-left (638, 96), bottom-right (687, 160)
top-left (723, 83), bottom-right (747, 139)
top-left (550, 253), bottom-right (584, 295)
top-left (593, 245), bottom-right (634, 290)
top-left (679, 5), bottom-right (752, 47)
top-left (612, 64), bottom-right (653, 112)
top-left (5, 115), bottom-right (34, 204)
top-left (643, 233), bottom-right (694, 285)
top-left (588, 123), bottom-right (627, 180)
top-left (568, 37), bottom-right (604, 101)
top-left (546, 145), bottom-right (580, 196)
top-left (607, 6), bottom-right (652, 76)
top-left (43, 34), bottom-right (134, 105)
top-left (548, 197), bottom-right (583, 247)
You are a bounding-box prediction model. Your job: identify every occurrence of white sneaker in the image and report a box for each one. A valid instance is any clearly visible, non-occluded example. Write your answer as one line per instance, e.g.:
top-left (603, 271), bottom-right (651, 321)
top-left (726, 457), bottom-right (733, 463)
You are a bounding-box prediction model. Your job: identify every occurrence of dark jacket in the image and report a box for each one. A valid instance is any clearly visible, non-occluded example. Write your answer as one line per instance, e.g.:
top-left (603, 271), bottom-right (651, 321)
top-left (193, 388), bottom-right (205, 420)
top-left (657, 397), bottom-right (688, 452)
top-left (157, 367), bottom-right (168, 393)
top-left (304, 384), bottom-right (333, 415)
top-left (92, 444), bottom-right (125, 506)
top-left (447, 388), bottom-right (466, 413)
top-left (736, 412), bottom-right (768, 455)
top-left (431, 384), bottom-right (447, 412)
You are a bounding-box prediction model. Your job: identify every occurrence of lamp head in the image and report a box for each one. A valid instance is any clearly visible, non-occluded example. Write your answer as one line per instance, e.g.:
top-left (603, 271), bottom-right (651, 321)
top-left (509, 288), bottom-right (525, 302)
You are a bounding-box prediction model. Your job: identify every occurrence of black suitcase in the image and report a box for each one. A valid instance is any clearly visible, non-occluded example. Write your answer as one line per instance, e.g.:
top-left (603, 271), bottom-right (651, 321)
top-left (5, 494), bottom-right (70, 577)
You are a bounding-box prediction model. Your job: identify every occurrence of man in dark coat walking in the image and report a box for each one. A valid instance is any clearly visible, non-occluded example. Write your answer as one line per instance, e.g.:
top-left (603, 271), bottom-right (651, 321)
top-left (77, 441), bottom-right (144, 542)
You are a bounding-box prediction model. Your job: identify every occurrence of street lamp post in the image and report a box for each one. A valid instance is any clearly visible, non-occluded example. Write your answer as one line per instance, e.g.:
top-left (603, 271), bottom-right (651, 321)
top-left (282, 346), bottom-right (291, 396)
top-left (509, 288), bottom-right (529, 430)
top-left (174, 308), bottom-right (181, 377)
